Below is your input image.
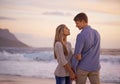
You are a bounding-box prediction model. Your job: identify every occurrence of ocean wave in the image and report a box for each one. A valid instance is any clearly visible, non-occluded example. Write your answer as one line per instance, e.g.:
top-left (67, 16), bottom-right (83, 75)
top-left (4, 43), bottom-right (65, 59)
top-left (24, 51), bottom-right (54, 62)
top-left (0, 51), bottom-right (32, 61)
top-left (100, 55), bottom-right (120, 64)
top-left (0, 50), bottom-right (54, 62)
top-left (0, 61), bottom-right (56, 79)
top-left (0, 51), bottom-right (120, 83)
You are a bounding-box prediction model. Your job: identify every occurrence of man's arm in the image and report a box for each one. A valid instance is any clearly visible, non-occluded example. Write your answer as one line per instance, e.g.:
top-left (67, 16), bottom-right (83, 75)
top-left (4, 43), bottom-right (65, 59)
top-left (71, 34), bottom-right (84, 72)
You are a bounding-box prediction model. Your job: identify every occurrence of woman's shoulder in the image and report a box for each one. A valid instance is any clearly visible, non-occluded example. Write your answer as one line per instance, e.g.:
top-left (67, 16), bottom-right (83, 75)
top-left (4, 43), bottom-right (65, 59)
top-left (55, 41), bottom-right (71, 46)
top-left (67, 41), bottom-right (71, 46)
top-left (55, 41), bottom-right (62, 46)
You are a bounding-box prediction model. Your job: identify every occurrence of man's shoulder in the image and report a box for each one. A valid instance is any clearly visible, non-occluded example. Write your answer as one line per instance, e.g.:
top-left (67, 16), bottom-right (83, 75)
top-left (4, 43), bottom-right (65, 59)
top-left (77, 32), bottom-right (86, 40)
top-left (88, 26), bottom-right (100, 34)
top-left (92, 28), bottom-right (100, 36)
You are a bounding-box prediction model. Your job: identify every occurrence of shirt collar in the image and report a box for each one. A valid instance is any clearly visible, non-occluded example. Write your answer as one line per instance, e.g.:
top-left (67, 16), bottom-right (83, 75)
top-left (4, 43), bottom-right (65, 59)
top-left (81, 25), bottom-right (90, 32)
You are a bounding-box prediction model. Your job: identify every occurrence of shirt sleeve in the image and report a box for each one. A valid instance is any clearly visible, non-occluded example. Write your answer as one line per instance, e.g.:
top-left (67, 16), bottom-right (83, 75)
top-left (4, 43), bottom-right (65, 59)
top-left (55, 42), bottom-right (68, 66)
top-left (72, 34), bottom-right (85, 72)
top-left (74, 34), bottom-right (85, 55)
top-left (68, 42), bottom-right (73, 66)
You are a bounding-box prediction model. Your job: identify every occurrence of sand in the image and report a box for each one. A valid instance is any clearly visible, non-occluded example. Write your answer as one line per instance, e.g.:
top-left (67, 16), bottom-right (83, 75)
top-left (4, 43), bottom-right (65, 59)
top-left (0, 75), bottom-right (55, 84)
top-left (0, 75), bottom-right (117, 84)
top-left (0, 75), bottom-right (77, 84)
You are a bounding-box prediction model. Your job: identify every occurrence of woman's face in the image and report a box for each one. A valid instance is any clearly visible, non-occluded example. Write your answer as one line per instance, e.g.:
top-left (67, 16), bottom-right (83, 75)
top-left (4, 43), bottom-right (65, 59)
top-left (63, 26), bottom-right (70, 36)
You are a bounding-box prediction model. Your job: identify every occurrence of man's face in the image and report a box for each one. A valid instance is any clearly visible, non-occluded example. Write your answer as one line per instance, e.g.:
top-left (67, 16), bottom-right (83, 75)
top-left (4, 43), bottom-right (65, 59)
top-left (75, 20), bottom-right (84, 30)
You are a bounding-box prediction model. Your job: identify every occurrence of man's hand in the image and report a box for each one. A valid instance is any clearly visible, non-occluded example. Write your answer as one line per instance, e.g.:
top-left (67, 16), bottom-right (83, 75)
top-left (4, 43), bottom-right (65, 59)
top-left (75, 54), bottom-right (82, 61)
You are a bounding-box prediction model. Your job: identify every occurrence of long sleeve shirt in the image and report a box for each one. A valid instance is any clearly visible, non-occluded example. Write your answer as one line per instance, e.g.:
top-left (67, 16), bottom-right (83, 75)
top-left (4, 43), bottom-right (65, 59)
top-left (54, 41), bottom-right (73, 77)
top-left (72, 25), bottom-right (101, 72)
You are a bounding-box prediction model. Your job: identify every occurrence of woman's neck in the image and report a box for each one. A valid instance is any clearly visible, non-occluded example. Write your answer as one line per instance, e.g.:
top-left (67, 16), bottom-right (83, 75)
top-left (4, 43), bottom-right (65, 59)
top-left (63, 36), bottom-right (67, 42)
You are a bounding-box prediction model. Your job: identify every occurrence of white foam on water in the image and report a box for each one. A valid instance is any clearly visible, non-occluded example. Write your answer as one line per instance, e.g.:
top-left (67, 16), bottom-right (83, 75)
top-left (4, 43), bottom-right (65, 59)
top-left (0, 51), bottom-right (120, 83)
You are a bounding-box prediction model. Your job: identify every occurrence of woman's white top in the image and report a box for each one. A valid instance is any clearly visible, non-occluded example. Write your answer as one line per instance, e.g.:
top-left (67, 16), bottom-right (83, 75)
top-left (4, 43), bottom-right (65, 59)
top-left (54, 41), bottom-right (73, 77)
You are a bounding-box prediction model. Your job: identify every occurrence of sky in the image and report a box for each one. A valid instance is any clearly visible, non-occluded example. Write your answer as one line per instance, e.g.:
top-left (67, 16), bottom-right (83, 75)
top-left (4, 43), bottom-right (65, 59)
top-left (0, 0), bottom-right (120, 49)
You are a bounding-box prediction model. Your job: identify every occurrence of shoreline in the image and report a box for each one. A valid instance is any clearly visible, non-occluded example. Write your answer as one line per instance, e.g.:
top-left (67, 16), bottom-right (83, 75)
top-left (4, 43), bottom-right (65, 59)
top-left (100, 49), bottom-right (120, 56)
top-left (0, 75), bottom-right (55, 84)
top-left (0, 47), bottom-right (120, 56)
top-left (0, 75), bottom-right (118, 84)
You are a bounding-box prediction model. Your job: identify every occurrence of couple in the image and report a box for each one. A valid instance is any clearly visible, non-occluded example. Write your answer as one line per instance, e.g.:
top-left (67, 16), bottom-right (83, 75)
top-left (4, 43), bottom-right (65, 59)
top-left (53, 12), bottom-right (101, 84)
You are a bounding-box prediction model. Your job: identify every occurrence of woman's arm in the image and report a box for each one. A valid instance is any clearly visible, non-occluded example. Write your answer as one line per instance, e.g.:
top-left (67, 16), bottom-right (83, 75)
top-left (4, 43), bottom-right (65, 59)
top-left (55, 42), bottom-right (75, 80)
top-left (64, 63), bottom-right (75, 80)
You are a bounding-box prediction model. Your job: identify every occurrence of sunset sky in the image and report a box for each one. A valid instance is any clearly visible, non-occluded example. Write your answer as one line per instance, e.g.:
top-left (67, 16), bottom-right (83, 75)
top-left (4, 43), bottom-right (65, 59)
top-left (0, 0), bottom-right (120, 48)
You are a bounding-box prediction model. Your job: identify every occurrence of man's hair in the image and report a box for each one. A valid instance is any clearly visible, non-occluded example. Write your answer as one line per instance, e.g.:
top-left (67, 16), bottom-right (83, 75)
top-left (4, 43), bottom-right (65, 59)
top-left (74, 12), bottom-right (88, 23)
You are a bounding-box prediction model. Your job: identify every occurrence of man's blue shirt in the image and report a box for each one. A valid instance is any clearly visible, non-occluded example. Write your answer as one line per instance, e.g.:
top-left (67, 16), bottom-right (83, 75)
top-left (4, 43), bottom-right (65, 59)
top-left (72, 25), bottom-right (101, 72)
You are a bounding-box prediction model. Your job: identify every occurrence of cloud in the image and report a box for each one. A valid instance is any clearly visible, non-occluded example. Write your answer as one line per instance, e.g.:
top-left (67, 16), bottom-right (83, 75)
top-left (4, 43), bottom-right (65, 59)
top-left (42, 11), bottom-right (72, 16)
top-left (0, 16), bottom-right (16, 20)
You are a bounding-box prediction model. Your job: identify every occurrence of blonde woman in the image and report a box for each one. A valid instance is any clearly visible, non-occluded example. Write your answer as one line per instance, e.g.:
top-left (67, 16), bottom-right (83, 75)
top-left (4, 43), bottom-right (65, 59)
top-left (54, 24), bottom-right (75, 84)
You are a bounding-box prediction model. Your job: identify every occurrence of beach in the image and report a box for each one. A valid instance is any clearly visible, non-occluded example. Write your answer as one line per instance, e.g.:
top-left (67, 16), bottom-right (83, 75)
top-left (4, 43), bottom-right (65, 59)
top-left (0, 75), bottom-right (55, 84)
top-left (0, 75), bottom-right (118, 84)
top-left (0, 75), bottom-right (77, 84)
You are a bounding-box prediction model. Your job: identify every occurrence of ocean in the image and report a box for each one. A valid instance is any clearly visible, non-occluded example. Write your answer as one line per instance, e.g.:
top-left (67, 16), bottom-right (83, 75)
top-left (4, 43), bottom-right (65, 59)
top-left (0, 47), bottom-right (120, 83)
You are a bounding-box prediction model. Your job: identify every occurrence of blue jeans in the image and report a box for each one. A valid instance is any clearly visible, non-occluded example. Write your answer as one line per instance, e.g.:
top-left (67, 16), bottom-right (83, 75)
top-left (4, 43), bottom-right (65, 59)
top-left (55, 76), bottom-right (72, 84)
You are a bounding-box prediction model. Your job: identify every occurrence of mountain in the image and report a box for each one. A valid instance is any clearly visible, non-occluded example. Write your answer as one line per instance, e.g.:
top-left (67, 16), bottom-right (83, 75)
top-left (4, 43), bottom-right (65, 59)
top-left (0, 28), bottom-right (29, 47)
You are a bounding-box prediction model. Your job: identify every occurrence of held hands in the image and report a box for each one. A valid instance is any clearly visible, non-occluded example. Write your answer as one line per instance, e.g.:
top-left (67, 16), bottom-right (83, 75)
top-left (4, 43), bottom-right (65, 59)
top-left (69, 54), bottom-right (81, 80)
top-left (75, 54), bottom-right (82, 61)
top-left (69, 71), bottom-right (76, 80)
top-left (70, 68), bottom-right (77, 80)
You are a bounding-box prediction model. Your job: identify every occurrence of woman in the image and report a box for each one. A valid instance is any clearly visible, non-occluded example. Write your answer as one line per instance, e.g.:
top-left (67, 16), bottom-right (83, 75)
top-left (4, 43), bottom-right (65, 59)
top-left (54, 24), bottom-right (75, 84)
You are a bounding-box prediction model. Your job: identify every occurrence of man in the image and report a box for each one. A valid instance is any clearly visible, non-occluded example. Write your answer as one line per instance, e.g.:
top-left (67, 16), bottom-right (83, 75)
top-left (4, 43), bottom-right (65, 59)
top-left (72, 12), bottom-right (101, 84)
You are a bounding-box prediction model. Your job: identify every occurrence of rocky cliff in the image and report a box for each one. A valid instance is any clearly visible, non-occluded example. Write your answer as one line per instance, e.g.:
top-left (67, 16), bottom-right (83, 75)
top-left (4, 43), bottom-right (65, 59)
top-left (0, 28), bottom-right (29, 47)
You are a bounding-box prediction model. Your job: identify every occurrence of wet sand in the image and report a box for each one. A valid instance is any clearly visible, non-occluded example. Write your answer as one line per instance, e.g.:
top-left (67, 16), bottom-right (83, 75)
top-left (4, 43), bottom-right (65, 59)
top-left (0, 75), bottom-right (117, 84)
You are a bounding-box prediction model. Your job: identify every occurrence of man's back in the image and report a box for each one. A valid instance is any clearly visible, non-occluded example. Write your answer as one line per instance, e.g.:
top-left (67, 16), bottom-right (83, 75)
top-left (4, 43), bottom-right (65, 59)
top-left (73, 12), bottom-right (101, 84)
top-left (75, 25), bottom-right (101, 71)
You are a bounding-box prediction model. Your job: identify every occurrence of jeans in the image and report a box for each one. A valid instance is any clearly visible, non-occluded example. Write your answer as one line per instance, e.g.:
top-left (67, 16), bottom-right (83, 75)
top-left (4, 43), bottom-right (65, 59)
top-left (55, 76), bottom-right (72, 84)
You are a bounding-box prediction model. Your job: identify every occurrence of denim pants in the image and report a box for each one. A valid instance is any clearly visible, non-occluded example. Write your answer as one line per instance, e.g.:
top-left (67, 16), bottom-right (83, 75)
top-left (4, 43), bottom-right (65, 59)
top-left (55, 76), bottom-right (72, 84)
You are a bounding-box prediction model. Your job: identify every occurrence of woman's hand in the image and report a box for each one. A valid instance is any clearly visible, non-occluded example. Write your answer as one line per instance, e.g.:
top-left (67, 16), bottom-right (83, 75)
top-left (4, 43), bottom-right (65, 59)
top-left (64, 64), bottom-right (76, 80)
top-left (69, 71), bottom-right (76, 80)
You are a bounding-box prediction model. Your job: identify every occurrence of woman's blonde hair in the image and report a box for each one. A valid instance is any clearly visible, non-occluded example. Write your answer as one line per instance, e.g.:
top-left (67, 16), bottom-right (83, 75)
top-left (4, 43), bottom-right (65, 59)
top-left (54, 24), bottom-right (68, 59)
